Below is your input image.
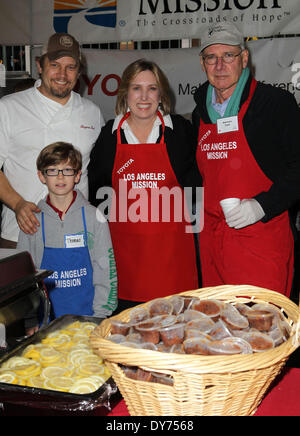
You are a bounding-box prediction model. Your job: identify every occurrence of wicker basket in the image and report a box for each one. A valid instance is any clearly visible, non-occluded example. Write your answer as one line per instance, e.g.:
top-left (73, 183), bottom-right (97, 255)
top-left (90, 285), bottom-right (300, 416)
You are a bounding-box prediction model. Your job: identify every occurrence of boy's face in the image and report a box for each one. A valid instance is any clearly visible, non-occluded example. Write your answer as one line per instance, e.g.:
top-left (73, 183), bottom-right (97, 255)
top-left (38, 160), bottom-right (81, 198)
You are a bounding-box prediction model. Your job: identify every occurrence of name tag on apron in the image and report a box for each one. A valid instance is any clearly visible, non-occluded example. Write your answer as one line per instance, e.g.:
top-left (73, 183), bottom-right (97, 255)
top-left (217, 116), bottom-right (239, 134)
top-left (65, 234), bottom-right (85, 248)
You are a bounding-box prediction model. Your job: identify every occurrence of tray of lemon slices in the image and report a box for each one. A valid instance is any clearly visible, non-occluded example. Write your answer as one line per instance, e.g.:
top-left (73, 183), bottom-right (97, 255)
top-left (0, 315), bottom-right (117, 412)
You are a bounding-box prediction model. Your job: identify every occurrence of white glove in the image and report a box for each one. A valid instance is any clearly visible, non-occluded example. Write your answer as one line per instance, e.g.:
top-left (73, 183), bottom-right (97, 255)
top-left (225, 199), bottom-right (265, 229)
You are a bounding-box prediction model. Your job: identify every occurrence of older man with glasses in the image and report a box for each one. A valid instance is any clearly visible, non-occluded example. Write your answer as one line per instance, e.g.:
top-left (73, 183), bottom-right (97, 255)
top-left (192, 22), bottom-right (300, 296)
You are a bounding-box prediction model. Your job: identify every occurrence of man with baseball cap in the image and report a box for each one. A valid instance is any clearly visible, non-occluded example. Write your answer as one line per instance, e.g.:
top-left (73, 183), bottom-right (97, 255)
top-left (0, 33), bottom-right (104, 247)
top-left (199, 22), bottom-right (245, 52)
top-left (37, 33), bottom-right (82, 104)
top-left (193, 22), bottom-right (300, 296)
top-left (43, 33), bottom-right (81, 62)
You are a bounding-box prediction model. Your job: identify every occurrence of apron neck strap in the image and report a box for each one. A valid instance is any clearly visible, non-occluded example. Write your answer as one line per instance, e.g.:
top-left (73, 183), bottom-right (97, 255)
top-left (42, 212), bottom-right (46, 245)
top-left (239, 78), bottom-right (257, 120)
top-left (157, 111), bottom-right (165, 144)
top-left (81, 207), bottom-right (88, 246)
top-left (117, 111), bottom-right (165, 144)
top-left (41, 208), bottom-right (88, 247)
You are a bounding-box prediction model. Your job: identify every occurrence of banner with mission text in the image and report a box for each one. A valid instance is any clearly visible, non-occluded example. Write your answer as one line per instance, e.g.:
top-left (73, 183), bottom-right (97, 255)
top-left (1, 0), bottom-right (300, 45)
top-left (117, 0), bottom-right (300, 41)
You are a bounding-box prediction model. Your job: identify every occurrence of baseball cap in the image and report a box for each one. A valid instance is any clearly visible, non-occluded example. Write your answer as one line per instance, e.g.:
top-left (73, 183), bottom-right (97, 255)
top-left (42, 33), bottom-right (81, 62)
top-left (200, 23), bottom-right (245, 52)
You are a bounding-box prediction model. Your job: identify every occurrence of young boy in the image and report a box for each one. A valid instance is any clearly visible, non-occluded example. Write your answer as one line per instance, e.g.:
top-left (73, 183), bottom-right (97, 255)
top-left (17, 142), bottom-right (117, 327)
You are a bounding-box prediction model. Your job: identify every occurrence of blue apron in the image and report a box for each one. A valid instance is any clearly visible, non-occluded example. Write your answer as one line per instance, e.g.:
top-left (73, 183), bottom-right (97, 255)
top-left (40, 207), bottom-right (94, 318)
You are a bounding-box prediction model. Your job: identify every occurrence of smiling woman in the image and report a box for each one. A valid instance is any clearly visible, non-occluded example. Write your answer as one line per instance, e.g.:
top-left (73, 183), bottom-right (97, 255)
top-left (126, 70), bottom-right (161, 142)
top-left (88, 58), bottom-right (202, 312)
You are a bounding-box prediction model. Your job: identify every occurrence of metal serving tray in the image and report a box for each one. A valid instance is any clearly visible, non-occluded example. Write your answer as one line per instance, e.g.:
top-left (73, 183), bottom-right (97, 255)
top-left (0, 315), bottom-right (117, 412)
top-left (0, 251), bottom-right (52, 351)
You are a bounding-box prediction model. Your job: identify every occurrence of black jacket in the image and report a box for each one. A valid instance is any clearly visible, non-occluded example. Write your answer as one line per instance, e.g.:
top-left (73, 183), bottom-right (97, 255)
top-left (88, 114), bottom-right (202, 207)
top-left (192, 75), bottom-right (300, 223)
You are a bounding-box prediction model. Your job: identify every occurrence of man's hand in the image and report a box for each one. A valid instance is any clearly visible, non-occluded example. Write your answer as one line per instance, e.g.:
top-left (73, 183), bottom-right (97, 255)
top-left (26, 326), bottom-right (39, 336)
top-left (14, 198), bottom-right (41, 234)
top-left (225, 199), bottom-right (265, 229)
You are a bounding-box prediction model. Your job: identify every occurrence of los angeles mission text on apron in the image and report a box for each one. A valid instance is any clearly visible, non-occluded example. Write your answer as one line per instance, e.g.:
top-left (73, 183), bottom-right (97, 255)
top-left (109, 111), bottom-right (199, 301)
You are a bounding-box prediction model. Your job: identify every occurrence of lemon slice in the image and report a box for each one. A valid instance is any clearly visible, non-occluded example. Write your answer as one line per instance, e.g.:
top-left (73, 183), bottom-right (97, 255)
top-left (69, 378), bottom-right (99, 394)
top-left (89, 374), bottom-right (106, 385)
top-left (44, 355), bottom-right (68, 368)
top-left (40, 347), bottom-right (62, 363)
top-left (0, 368), bottom-right (16, 375)
top-left (50, 335), bottom-right (73, 351)
top-left (2, 357), bottom-right (31, 369)
top-left (103, 367), bottom-right (111, 379)
top-left (22, 344), bottom-right (35, 354)
top-left (72, 333), bottom-right (88, 343)
top-left (55, 329), bottom-right (72, 335)
top-left (81, 322), bottom-right (96, 329)
top-left (41, 366), bottom-right (71, 380)
top-left (69, 384), bottom-right (95, 394)
top-left (23, 348), bottom-right (41, 360)
top-left (17, 377), bottom-right (28, 386)
top-left (53, 334), bottom-right (72, 344)
top-left (77, 355), bottom-right (103, 366)
top-left (78, 363), bottom-right (105, 376)
top-left (65, 328), bottom-right (81, 336)
top-left (69, 349), bottom-right (92, 367)
top-left (0, 372), bottom-right (18, 384)
top-left (81, 323), bottom-right (96, 335)
top-left (67, 321), bottom-right (82, 330)
top-left (69, 343), bottom-right (90, 352)
top-left (44, 376), bottom-right (74, 392)
top-left (30, 343), bottom-right (49, 352)
top-left (14, 362), bottom-right (41, 378)
top-left (41, 337), bottom-right (56, 345)
top-left (27, 376), bottom-right (45, 389)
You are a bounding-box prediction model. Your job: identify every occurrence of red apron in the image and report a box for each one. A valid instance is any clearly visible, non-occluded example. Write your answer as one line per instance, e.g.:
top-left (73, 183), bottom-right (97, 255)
top-left (196, 78), bottom-right (294, 296)
top-left (109, 112), bottom-right (199, 301)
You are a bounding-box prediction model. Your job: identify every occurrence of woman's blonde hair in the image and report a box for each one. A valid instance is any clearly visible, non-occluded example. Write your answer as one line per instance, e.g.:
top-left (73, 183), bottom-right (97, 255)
top-left (115, 58), bottom-right (172, 116)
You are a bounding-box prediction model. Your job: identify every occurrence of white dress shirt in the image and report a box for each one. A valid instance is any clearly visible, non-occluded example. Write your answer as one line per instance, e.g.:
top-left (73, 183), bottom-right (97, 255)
top-left (112, 110), bottom-right (173, 143)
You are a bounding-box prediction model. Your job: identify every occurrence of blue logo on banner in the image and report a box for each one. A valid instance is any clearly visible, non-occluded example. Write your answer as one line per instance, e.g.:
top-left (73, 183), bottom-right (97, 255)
top-left (53, 0), bottom-right (117, 33)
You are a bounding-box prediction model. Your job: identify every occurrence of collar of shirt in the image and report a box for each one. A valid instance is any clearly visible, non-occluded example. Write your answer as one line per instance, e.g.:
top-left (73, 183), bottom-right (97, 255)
top-left (112, 110), bottom-right (173, 144)
top-left (34, 79), bottom-right (74, 120)
top-left (46, 191), bottom-right (77, 220)
top-left (211, 87), bottom-right (232, 117)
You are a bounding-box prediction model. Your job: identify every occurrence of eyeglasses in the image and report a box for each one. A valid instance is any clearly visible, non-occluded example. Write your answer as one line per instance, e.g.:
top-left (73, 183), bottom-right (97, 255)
top-left (202, 50), bottom-right (243, 65)
top-left (43, 168), bottom-right (77, 176)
